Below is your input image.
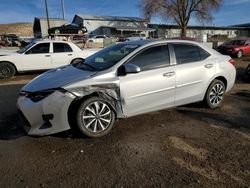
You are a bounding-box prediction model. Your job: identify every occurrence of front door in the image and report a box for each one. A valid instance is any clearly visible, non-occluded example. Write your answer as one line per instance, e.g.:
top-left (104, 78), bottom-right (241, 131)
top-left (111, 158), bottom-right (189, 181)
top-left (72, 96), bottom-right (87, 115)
top-left (21, 42), bottom-right (52, 70)
top-left (119, 44), bottom-right (176, 117)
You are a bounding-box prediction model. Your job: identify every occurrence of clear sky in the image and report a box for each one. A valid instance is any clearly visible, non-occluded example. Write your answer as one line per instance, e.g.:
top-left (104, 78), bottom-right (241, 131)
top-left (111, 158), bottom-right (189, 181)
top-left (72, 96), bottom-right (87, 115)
top-left (0, 0), bottom-right (249, 26)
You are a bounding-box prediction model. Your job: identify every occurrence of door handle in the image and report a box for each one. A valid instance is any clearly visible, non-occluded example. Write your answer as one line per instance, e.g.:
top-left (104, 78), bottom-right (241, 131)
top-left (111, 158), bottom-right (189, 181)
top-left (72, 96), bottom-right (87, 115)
top-left (163, 72), bottom-right (175, 77)
top-left (205, 64), bottom-right (214, 69)
top-left (68, 54), bottom-right (73, 56)
top-left (45, 55), bottom-right (51, 57)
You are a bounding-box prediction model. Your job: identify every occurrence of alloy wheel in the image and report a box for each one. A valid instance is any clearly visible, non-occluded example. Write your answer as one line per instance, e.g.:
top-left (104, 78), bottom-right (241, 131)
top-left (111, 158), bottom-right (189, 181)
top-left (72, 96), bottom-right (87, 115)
top-left (82, 101), bottom-right (112, 133)
top-left (209, 83), bottom-right (224, 105)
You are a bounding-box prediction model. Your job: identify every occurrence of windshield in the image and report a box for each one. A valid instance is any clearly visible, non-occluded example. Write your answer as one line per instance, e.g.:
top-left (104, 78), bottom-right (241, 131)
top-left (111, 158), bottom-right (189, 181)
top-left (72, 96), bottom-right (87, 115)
top-left (74, 43), bottom-right (140, 71)
top-left (17, 42), bottom-right (35, 54)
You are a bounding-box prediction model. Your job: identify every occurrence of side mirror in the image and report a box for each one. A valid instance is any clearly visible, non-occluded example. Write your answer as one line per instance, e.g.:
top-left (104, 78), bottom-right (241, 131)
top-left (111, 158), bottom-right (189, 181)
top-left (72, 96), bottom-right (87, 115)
top-left (124, 64), bottom-right (141, 74)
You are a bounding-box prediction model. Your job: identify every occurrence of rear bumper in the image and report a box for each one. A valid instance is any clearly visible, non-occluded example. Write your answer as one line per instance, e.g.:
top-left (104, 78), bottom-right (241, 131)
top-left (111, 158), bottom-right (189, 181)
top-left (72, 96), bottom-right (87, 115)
top-left (226, 66), bottom-right (236, 92)
top-left (17, 90), bottom-right (76, 136)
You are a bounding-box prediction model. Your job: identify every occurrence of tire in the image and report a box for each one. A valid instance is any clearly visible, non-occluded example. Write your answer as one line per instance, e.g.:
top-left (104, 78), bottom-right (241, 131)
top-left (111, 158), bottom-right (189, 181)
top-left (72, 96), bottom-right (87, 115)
top-left (76, 97), bottom-right (116, 137)
top-left (204, 79), bottom-right (225, 108)
top-left (55, 29), bottom-right (60, 34)
top-left (71, 58), bottom-right (83, 65)
top-left (78, 30), bottom-right (83, 35)
top-left (237, 50), bottom-right (243, 58)
top-left (0, 62), bottom-right (16, 79)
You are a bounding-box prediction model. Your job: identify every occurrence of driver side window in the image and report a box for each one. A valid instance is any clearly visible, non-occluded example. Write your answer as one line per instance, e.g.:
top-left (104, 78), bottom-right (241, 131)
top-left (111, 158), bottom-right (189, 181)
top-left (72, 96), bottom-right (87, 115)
top-left (128, 45), bottom-right (170, 71)
top-left (26, 43), bottom-right (50, 54)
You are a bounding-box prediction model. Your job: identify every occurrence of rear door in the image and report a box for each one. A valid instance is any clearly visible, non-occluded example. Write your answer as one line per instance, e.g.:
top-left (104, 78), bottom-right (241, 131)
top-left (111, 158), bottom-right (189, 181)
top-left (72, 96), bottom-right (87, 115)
top-left (172, 43), bottom-right (215, 105)
top-left (51, 42), bottom-right (74, 68)
top-left (119, 44), bottom-right (176, 117)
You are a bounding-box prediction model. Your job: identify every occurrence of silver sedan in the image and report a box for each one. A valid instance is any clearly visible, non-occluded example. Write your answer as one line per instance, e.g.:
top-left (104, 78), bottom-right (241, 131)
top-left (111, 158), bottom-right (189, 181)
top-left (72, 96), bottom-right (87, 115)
top-left (18, 40), bottom-right (236, 137)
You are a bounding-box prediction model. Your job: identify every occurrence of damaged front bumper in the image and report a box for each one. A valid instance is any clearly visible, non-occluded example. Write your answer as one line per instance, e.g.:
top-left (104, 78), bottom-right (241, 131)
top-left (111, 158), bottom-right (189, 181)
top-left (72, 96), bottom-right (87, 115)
top-left (17, 90), bottom-right (76, 136)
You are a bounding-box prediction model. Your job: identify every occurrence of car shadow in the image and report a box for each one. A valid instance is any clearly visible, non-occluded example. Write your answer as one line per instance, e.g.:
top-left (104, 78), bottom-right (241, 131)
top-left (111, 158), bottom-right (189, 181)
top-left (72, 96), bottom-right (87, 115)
top-left (177, 91), bottom-right (250, 134)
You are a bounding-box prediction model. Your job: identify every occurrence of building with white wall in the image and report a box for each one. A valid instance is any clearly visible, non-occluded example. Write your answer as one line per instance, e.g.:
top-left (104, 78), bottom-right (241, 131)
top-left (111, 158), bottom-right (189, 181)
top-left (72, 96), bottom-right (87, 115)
top-left (149, 24), bottom-right (250, 40)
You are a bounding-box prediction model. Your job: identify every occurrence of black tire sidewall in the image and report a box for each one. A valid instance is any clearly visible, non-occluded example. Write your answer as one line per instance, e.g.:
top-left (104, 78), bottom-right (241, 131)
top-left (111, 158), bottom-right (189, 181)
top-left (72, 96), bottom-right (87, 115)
top-left (205, 80), bottom-right (225, 108)
top-left (76, 97), bottom-right (115, 137)
top-left (0, 62), bottom-right (16, 79)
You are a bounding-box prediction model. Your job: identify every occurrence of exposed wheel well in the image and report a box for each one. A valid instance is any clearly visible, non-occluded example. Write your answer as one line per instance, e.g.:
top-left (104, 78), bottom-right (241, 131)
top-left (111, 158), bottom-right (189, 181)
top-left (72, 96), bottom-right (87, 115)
top-left (214, 76), bottom-right (227, 90)
top-left (0, 61), bottom-right (17, 73)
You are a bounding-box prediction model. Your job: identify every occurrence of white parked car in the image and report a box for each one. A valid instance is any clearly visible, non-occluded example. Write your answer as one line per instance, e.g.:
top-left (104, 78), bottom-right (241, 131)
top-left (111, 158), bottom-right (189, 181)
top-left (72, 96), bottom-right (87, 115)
top-left (87, 35), bottom-right (109, 43)
top-left (0, 40), bottom-right (99, 78)
top-left (18, 40), bottom-right (236, 137)
top-left (126, 33), bottom-right (146, 41)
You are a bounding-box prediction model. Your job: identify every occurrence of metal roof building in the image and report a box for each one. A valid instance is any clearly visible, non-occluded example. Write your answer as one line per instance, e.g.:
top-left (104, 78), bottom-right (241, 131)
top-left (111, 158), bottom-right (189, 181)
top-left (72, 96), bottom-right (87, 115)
top-left (72, 14), bottom-right (154, 37)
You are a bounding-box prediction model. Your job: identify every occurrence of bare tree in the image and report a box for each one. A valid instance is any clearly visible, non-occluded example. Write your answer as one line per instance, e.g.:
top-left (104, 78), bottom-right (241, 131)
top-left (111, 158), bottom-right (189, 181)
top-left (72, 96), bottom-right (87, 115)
top-left (140, 0), bottom-right (222, 36)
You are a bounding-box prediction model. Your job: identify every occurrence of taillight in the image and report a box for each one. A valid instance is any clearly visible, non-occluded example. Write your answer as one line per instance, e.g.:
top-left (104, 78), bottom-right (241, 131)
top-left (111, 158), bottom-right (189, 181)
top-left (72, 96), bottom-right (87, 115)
top-left (229, 59), bottom-right (235, 65)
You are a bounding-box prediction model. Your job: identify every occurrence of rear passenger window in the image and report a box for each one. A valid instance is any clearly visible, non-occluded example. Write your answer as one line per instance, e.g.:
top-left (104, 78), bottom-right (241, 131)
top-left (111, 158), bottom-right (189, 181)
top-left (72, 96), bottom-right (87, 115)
top-left (129, 45), bottom-right (170, 71)
top-left (53, 43), bottom-right (72, 53)
top-left (173, 44), bottom-right (210, 64)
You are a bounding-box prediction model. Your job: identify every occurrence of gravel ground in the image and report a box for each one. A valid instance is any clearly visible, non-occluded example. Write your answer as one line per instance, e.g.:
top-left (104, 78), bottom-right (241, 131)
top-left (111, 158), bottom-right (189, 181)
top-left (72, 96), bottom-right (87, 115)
top-left (0, 58), bottom-right (249, 187)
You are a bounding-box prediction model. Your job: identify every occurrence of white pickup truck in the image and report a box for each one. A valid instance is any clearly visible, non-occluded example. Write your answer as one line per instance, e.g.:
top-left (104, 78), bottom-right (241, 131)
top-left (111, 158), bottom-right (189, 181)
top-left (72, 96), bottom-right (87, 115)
top-left (0, 40), bottom-right (100, 78)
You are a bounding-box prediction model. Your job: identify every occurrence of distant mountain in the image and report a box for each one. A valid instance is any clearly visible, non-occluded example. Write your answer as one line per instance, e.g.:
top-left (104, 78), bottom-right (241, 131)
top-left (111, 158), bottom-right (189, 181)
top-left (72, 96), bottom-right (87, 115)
top-left (0, 22), bottom-right (33, 36)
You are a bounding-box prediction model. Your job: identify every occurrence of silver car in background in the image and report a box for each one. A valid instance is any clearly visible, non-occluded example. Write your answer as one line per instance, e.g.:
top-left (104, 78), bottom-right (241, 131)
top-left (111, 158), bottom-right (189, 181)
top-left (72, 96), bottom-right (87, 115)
top-left (17, 40), bottom-right (236, 137)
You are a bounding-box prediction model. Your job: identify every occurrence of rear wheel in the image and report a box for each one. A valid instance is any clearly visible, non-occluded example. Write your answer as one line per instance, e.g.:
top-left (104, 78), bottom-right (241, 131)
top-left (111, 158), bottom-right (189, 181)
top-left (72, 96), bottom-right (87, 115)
top-left (0, 62), bottom-right (16, 79)
top-left (237, 50), bottom-right (243, 58)
top-left (76, 97), bottom-right (115, 137)
top-left (205, 79), bottom-right (225, 108)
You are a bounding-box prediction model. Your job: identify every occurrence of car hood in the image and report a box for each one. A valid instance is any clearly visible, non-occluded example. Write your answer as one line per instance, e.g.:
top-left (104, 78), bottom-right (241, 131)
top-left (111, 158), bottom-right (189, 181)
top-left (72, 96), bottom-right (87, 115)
top-left (21, 65), bottom-right (97, 92)
top-left (0, 51), bottom-right (17, 56)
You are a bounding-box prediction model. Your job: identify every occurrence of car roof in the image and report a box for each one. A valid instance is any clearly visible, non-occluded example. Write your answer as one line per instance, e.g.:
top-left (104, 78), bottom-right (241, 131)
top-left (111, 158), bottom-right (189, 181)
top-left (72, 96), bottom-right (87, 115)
top-left (124, 39), bottom-right (219, 56)
top-left (33, 39), bottom-right (71, 44)
top-left (125, 39), bottom-right (201, 46)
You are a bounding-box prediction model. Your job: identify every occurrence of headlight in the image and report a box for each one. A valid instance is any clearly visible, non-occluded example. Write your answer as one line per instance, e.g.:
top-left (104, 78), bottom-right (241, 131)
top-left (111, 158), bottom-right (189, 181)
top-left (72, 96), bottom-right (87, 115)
top-left (20, 88), bottom-right (66, 102)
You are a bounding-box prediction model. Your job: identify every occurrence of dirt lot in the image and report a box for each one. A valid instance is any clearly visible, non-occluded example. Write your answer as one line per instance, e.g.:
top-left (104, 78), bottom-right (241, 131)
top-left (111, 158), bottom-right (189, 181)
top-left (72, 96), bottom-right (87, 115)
top-left (0, 58), bottom-right (249, 187)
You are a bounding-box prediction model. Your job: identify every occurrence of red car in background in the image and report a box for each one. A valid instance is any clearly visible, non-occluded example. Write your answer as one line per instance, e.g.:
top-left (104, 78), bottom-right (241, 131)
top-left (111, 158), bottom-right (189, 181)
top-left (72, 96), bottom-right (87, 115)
top-left (217, 39), bottom-right (250, 58)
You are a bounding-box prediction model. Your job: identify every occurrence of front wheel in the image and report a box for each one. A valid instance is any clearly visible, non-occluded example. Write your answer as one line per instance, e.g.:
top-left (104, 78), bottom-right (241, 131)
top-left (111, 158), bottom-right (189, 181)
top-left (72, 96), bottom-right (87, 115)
top-left (0, 62), bottom-right (16, 79)
top-left (55, 29), bottom-right (60, 34)
top-left (205, 79), bottom-right (225, 108)
top-left (76, 97), bottom-right (115, 137)
top-left (78, 30), bottom-right (83, 35)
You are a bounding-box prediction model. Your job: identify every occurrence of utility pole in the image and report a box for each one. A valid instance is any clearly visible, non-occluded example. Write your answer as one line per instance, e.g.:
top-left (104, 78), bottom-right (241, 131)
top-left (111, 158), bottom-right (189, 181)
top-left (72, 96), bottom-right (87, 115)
top-left (61, 0), bottom-right (65, 20)
top-left (45, 0), bottom-right (50, 29)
